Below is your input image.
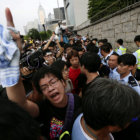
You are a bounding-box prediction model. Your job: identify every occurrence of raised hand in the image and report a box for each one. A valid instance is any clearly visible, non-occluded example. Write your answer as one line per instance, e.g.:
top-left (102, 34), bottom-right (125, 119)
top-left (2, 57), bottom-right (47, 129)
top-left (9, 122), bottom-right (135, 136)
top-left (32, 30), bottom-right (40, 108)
top-left (5, 8), bottom-right (22, 51)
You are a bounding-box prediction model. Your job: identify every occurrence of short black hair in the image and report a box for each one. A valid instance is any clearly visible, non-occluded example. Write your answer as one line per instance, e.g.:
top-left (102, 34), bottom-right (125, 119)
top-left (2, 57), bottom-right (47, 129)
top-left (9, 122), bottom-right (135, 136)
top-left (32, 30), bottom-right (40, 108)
top-left (100, 43), bottom-right (111, 53)
top-left (92, 38), bottom-right (98, 41)
top-left (98, 39), bottom-right (105, 44)
top-left (64, 43), bottom-right (73, 53)
top-left (117, 39), bottom-right (123, 45)
top-left (102, 38), bottom-right (108, 43)
top-left (49, 41), bottom-right (56, 47)
top-left (67, 50), bottom-right (79, 61)
top-left (118, 53), bottom-right (136, 66)
top-left (86, 43), bottom-right (99, 53)
top-left (51, 60), bottom-right (67, 73)
top-left (111, 52), bottom-right (119, 57)
top-left (80, 52), bottom-right (101, 72)
top-left (43, 49), bottom-right (52, 56)
top-left (134, 35), bottom-right (140, 42)
top-left (0, 98), bottom-right (40, 140)
top-left (82, 78), bottom-right (140, 130)
top-left (32, 66), bottom-right (63, 94)
top-left (73, 45), bottom-right (84, 52)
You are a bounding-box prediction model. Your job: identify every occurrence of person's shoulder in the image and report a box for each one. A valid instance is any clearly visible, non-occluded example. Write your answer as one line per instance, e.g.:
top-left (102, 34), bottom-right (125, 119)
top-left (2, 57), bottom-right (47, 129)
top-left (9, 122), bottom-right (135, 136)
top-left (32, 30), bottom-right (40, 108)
top-left (37, 99), bottom-right (50, 110)
top-left (73, 94), bottom-right (81, 105)
top-left (72, 94), bottom-right (82, 118)
top-left (128, 76), bottom-right (139, 87)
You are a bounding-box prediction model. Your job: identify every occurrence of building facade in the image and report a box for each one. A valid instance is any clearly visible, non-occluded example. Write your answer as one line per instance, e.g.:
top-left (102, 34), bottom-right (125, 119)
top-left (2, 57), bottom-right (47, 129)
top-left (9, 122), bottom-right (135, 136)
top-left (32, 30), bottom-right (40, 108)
top-left (63, 0), bottom-right (88, 28)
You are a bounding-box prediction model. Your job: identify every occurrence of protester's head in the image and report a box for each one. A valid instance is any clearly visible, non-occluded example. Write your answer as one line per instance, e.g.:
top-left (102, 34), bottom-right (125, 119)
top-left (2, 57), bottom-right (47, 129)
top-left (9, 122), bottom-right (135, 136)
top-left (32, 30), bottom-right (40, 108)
top-left (134, 35), bottom-right (140, 47)
top-left (100, 43), bottom-right (111, 57)
top-left (51, 60), bottom-right (69, 81)
top-left (86, 43), bottom-right (99, 54)
top-left (48, 41), bottom-right (56, 53)
top-left (43, 49), bottom-right (55, 65)
top-left (116, 39), bottom-right (123, 47)
top-left (67, 50), bottom-right (80, 69)
top-left (33, 66), bottom-right (66, 106)
top-left (108, 52), bottom-right (119, 70)
top-left (98, 39), bottom-right (105, 47)
top-left (83, 78), bottom-right (140, 132)
top-left (117, 54), bottom-right (136, 76)
top-left (73, 45), bottom-right (85, 58)
top-left (69, 39), bottom-right (74, 45)
top-left (80, 52), bottom-right (101, 73)
top-left (64, 43), bottom-right (73, 54)
top-left (92, 38), bottom-right (98, 45)
top-left (0, 98), bottom-right (40, 140)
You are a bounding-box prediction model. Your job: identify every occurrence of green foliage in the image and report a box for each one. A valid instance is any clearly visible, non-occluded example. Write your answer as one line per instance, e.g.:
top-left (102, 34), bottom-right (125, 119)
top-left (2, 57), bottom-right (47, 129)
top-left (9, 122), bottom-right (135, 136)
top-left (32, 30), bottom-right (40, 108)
top-left (88, 0), bottom-right (116, 19)
top-left (27, 28), bottom-right (41, 40)
top-left (88, 0), bottom-right (135, 22)
top-left (27, 28), bottom-right (52, 41)
top-left (24, 35), bottom-right (29, 40)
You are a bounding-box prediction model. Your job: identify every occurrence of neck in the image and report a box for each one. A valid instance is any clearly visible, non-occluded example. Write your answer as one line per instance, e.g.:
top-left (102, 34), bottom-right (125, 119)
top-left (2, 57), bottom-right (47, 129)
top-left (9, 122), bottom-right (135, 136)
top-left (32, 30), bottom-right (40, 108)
top-left (81, 117), bottom-right (110, 140)
top-left (53, 94), bottom-right (68, 108)
top-left (71, 66), bottom-right (79, 69)
top-left (86, 72), bottom-right (99, 84)
top-left (120, 72), bottom-right (130, 79)
top-left (104, 53), bottom-right (108, 58)
top-left (111, 67), bottom-right (117, 70)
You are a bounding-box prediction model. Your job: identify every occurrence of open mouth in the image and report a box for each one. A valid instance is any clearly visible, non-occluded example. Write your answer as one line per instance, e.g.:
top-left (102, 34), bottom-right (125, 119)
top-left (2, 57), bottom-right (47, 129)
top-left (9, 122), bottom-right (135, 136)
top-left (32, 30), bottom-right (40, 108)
top-left (50, 92), bottom-right (60, 101)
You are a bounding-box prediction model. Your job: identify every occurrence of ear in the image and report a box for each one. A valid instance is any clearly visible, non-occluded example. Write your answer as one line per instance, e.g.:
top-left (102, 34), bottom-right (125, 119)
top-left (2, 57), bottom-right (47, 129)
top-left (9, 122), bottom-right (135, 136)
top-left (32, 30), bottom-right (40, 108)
top-left (108, 126), bottom-right (122, 133)
top-left (128, 65), bottom-right (134, 71)
top-left (61, 79), bottom-right (66, 88)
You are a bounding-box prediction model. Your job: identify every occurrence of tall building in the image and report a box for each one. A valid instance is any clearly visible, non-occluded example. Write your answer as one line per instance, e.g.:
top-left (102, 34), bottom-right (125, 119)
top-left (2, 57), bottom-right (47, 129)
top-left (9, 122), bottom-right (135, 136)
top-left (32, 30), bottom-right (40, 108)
top-left (53, 7), bottom-right (65, 20)
top-left (38, 4), bottom-right (46, 25)
top-left (63, 0), bottom-right (88, 27)
top-left (38, 4), bottom-right (47, 31)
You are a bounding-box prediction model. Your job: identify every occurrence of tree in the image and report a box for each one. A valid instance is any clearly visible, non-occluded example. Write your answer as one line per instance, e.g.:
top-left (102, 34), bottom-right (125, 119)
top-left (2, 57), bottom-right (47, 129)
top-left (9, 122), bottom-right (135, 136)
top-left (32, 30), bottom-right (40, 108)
top-left (39, 30), bottom-right (52, 41)
top-left (27, 28), bottom-right (41, 40)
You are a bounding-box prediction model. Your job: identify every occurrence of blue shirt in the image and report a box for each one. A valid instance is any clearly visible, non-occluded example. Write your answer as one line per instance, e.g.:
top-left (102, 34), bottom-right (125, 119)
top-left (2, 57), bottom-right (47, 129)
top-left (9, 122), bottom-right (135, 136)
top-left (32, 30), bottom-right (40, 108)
top-left (109, 68), bottom-right (120, 80)
top-left (102, 50), bottom-right (114, 66)
top-left (72, 114), bottom-right (114, 140)
top-left (117, 73), bottom-right (140, 95)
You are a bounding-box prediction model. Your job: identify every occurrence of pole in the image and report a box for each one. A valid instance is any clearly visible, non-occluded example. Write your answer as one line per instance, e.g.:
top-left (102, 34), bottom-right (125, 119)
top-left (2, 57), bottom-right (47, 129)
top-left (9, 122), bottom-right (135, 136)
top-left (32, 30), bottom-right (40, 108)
top-left (57, 0), bottom-right (60, 20)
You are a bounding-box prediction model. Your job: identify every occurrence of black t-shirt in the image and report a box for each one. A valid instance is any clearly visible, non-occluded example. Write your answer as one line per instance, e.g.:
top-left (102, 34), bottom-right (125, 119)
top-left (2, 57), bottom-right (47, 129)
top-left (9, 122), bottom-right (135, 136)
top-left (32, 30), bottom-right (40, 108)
top-left (36, 94), bottom-right (81, 140)
top-left (82, 76), bottom-right (100, 96)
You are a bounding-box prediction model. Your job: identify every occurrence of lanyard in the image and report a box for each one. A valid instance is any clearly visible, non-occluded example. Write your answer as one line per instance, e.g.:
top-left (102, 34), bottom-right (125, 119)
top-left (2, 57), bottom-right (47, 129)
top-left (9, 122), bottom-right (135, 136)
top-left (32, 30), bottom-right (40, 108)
top-left (83, 120), bottom-right (98, 140)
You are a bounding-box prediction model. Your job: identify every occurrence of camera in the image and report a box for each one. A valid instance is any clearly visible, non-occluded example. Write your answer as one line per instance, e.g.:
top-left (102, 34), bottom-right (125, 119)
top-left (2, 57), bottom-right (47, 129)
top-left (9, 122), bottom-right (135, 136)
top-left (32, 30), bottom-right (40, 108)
top-left (20, 48), bottom-right (44, 70)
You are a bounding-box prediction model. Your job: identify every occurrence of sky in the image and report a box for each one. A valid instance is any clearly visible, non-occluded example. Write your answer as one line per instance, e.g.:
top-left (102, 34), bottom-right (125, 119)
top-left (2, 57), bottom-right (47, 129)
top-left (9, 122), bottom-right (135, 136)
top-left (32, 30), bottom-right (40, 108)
top-left (0, 0), bottom-right (64, 34)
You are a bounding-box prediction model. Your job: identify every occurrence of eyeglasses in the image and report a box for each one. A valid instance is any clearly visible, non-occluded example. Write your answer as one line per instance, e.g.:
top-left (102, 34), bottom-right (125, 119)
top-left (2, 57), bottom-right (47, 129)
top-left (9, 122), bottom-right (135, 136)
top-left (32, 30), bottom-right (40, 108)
top-left (41, 78), bottom-right (59, 92)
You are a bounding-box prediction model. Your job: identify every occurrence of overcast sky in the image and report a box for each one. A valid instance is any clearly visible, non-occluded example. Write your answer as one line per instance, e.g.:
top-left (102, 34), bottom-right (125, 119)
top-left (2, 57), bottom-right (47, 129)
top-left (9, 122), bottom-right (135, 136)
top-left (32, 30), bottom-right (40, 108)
top-left (0, 0), bottom-right (64, 34)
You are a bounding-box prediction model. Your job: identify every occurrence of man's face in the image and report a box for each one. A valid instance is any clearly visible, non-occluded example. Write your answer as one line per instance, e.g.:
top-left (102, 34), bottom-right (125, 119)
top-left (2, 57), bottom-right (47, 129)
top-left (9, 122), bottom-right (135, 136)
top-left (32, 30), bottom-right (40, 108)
top-left (92, 40), bottom-right (96, 45)
top-left (78, 51), bottom-right (84, 58)
top-left (135, 41), bottom-right (140, 47)
top-left (117, 63), bottom-right (132, 75)
top-left (48, 46), bottom-right (54, 53)
top-left (101, 50), bottom-right (105, 57)
top-left (98, 42), bottom-right (104, 47)
top-left (43, 53), bottom-right (54, 65)
top-left (66, 47), bottom-right (72, 54)
top-left (108, 55), bottom-right (118, 69)
top-left (39, 74), bottom-right (66, 106)
top-left (70, 56), bottom-right (79, 68)
top-left (62, 65), bottom-right (69, 80)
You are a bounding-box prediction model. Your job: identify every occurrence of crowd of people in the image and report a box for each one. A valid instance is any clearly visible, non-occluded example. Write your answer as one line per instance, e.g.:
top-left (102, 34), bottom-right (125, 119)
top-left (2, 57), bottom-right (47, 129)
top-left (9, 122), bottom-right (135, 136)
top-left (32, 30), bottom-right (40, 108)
top-left (0, 8), bottom-right (140, 140)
